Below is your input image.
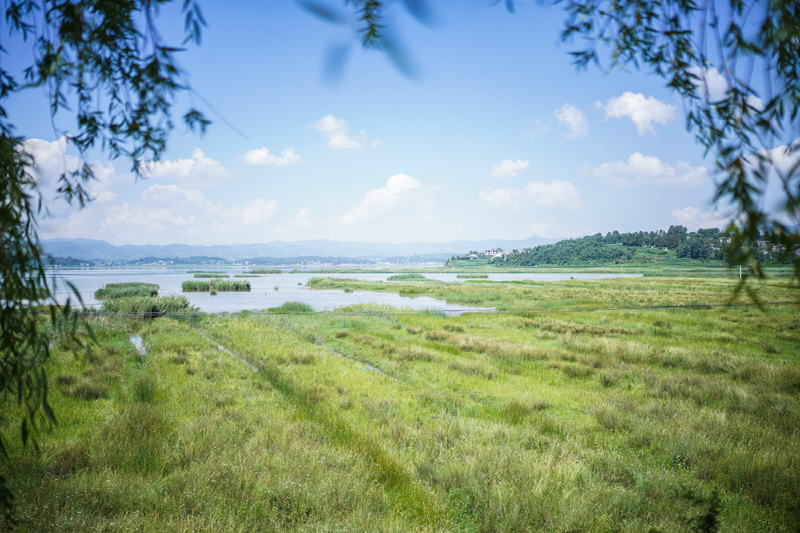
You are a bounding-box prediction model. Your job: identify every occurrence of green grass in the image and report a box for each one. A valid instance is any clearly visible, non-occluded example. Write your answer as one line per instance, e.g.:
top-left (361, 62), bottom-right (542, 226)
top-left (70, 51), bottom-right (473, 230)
top-left (193, 273), bottom-right (229, 278)
top-left (456, 273), bottom-right (488, 279)
top-left (3, 276), bottom-right (799, 530)
top-left (94, 282), bottom-right (159, 299)
top-left (250, 268), bottom-right (281, 274)
top-left (181, 280), bottom-right (251, 292)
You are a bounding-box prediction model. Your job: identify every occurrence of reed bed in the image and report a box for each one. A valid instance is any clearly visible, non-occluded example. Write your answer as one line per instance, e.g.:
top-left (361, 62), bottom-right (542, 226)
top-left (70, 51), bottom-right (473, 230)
top-left (456, 273), bottom-right (488, 279)
top-left (94, 282), bottom-right (158, 299)
top-left (100, 295), bottom-right (195, 317)
top-left (193, 273), bottom-right (229, 278)
top-left (181, 280), bottom-right (251, 292)
top-left (250, 268), bottom-right (281, 274)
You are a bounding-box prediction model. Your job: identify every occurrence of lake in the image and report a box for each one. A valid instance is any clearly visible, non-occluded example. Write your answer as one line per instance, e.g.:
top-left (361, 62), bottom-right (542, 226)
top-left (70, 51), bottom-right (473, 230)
top-left (48, 268), bottom-right (643, 315)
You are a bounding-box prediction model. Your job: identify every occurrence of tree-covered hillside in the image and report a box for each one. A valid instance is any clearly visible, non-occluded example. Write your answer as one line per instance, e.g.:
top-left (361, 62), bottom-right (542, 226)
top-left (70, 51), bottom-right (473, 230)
top-left (493, 226), bottom-right (789, 267)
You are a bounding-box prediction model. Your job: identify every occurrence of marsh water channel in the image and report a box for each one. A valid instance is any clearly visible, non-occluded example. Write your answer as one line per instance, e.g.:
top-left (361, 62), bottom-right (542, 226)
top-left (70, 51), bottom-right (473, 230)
top-left (49, 268), bottom-right (642, 315)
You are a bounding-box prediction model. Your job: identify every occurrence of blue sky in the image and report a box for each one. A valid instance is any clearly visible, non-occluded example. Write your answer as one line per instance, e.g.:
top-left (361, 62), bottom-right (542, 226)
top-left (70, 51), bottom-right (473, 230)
top-left (11, 0), bottom-right (736, 245)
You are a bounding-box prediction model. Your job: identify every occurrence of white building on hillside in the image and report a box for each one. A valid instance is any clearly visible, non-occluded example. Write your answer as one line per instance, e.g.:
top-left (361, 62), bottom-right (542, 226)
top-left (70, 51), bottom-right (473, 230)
top-left (485, 248), bottom-right (503, 258)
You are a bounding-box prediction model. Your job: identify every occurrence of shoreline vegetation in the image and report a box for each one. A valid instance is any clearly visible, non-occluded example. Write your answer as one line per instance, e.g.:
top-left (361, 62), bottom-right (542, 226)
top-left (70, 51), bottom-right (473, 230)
top-left (4, 273), bottom-right (798, 530)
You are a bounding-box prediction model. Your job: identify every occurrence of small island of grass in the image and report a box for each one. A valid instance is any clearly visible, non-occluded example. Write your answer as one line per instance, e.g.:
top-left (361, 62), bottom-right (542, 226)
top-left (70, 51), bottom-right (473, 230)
top-left (94, 282), bottom-right (159, 299)
top-left (387, 273), bottom-right (428, 281)
top-left (182, 280), bottom-right (251, 292)
top-left (193, 273), bottom-right (229, 278)
top-left (457, 273), bottom-right (489, 279)
top-left (250, 268), bottom-right (281, 274)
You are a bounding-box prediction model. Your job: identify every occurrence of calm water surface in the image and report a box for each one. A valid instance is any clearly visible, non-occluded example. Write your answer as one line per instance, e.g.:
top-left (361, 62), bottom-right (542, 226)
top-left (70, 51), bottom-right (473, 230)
top-left (49, 268), bottom-right (642, 315)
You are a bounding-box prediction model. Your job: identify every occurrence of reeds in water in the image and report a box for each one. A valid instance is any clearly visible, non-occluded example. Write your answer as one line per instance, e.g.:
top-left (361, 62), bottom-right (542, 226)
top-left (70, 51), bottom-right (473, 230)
top-left (94, 282), bottom-right (159, 299)
top-left (181, 279), bottom-right (251, 292)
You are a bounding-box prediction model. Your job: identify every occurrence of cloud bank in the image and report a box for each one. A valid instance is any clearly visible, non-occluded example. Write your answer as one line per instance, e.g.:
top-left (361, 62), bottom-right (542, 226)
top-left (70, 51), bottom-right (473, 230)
top-left (591, 153), bottom-right (708, 187)
top-left (240, 147), bottom-right (301, 166)
top-left (481, 180), bottom-right (583, 211)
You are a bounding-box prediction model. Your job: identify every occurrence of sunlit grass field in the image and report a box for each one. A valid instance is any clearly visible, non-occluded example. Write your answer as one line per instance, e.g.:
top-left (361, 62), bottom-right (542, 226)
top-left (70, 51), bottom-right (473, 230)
top-left (3, 276), bottom-right (799, 531)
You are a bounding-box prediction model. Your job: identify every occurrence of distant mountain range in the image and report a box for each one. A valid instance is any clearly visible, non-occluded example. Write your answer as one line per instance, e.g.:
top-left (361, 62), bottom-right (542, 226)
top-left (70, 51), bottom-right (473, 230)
top-left (41, 237), bottom-right (558, 263)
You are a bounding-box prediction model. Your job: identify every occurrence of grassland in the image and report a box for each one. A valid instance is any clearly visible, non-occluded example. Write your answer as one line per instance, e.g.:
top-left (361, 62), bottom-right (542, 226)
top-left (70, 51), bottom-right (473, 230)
top-left (2, 276), bottom-right (799, 531)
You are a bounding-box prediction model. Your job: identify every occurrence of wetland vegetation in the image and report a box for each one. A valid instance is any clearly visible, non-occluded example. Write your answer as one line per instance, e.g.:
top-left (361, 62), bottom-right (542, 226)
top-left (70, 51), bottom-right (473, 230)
top-left (2, 274), bottom-right (799, 531)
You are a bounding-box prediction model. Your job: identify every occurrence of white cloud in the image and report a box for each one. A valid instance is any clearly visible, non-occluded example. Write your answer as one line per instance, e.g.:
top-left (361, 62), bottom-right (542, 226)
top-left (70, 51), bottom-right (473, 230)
top-left (239, 147), bottom-right (301, 166)
top-left (748, 140), bottom-right (800, 174)
top-left (553, 104), bottom-right (588, 139)
top-left (309, 114), bottom-right (378, 149)
top-left (289, 208), bottom-right (316, 230)
top-left (490, 159), bottom-right (529, 178)
top-left (18, 137), bottom-right (79, 183)
top-left (688, 67), bottom-right (763, 110)
top-left (672, 207), bottom-right (729, 229)
top-left (596, 92), bottom-right (676, 135)
top-left (591, 153), bottom-right (708, 187)
top-left (481, 180), bottom-right (583, 211)
top-left (342, 173), bottom-right (429, 224)
top-left (689, 67), bottom-right (728, 102)
top-left (141, 147), bottom-right (232, 188)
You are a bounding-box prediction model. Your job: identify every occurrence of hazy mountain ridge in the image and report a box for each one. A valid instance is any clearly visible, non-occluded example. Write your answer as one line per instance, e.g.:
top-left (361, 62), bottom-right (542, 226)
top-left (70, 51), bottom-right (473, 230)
top-left (41, 237), bottom-right (557, 262)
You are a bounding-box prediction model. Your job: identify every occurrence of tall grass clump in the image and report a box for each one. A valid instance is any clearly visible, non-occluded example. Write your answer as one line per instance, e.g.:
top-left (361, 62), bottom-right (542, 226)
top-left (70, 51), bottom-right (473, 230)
top-left (193, 273), bottom-right (229, 278)
top-left (387, 273), bottom-right (428, 281)
top-left (101, 295), bottom-right (196, 318)
top-left (250, 268), bottom-right (281, 274)
top-left (456, 274), bottom-right (488, 279)
top-left (181, 280), bottom-right (250, 292)
top-left (268, 301), bottom-right (314, 313)
top-left (94, 282), bottom-right (158, 299)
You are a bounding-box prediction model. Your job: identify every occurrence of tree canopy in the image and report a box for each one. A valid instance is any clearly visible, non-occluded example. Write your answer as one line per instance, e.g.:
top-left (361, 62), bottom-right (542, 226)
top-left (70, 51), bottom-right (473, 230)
top-left (0, 0), bottom-right (206, 519)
